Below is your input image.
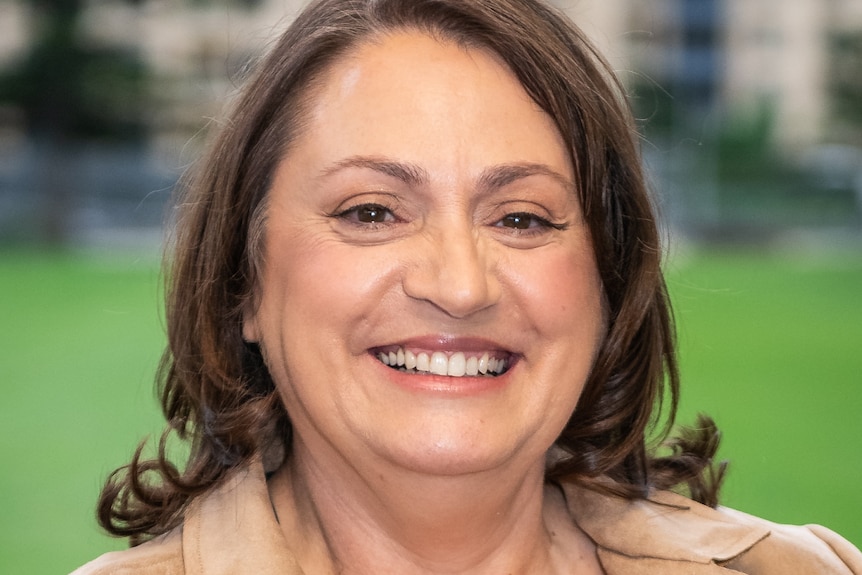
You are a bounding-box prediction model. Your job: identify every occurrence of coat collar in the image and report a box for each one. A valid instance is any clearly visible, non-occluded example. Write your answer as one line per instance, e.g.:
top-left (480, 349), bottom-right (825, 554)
top-left (182, 460), bottom-right (770, 574)
top-left (562, 480), bottom-right (770, 570)
top-left (182, 461), bottom-right (304, 575)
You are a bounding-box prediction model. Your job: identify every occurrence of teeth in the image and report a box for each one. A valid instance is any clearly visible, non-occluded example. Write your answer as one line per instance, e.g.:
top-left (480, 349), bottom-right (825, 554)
top-left (416, 352), bottom-right (430, 372)
top-left (448, 352), bottom-right (466, 377)
top-left (405, 349), bottom-right (417, 370)
top-left (478, 353), bottom-right (489, 374)
top-left (430, 352), bottom-right (448, 375)
top-left (466, 356), bottom-right (479, 376)
top-left (377, 347), bottom-right (508, 377)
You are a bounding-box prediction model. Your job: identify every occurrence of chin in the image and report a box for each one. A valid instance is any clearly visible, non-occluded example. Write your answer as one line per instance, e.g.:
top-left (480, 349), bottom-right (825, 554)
top-left (369, 427), bottom-right (541, 478)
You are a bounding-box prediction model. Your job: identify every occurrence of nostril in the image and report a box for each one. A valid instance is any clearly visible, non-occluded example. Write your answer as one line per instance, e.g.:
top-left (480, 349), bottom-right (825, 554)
top-left (400, 231), bottom-right (500, 318)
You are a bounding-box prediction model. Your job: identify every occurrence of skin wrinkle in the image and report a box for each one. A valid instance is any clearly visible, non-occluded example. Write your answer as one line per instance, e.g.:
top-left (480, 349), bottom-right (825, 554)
top-left (316, 156), bottom-right (579, 240)
top-left (89, 6), bottom-right (731, 570)
top-left (320, 156), bottom-right (430, 186)
top-left (319, 155), bottom-right (577, 199)
top-left (244, 31), bottom-right (605, 574)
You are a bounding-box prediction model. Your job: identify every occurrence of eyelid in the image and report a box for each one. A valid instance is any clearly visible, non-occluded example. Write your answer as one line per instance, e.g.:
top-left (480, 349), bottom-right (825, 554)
top-left (495, 212), bottom-right (568, 231)
top-left (327, 191), bottom-right (400, 217)
top-left (331, 203), bottom-right (400, 226)
top-left (491, 198), bottom-right (569, 226)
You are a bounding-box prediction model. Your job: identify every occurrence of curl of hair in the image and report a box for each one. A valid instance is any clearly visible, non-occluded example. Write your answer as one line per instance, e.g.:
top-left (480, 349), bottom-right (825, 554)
top-left (98, 0), bottom-right (725, 544)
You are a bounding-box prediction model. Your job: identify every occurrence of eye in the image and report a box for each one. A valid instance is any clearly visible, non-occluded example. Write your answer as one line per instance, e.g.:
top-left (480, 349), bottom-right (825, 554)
top-left (336, 203), bottom-right (397, 225)
top-left (496, 212), bottom-right (562, 231)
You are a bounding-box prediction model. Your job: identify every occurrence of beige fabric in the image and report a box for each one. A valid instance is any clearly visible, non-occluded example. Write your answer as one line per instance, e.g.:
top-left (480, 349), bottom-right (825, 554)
top-left (71, 461), bottom-right (861, 574)
top-left (563, 483), bottom-right (860, 574)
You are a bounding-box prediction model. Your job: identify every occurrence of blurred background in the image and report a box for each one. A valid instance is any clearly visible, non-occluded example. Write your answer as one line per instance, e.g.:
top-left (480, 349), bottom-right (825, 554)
top-left (0, 0), bottom-right (860, 572)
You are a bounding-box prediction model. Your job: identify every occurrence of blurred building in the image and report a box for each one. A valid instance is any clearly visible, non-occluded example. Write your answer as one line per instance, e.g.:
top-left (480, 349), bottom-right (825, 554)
top-left (1, 0), bottom-right (860, 245)
top-left (559, 0), bottom-right (862, 153)
top-left (1, 0), bottom-right (860, 152)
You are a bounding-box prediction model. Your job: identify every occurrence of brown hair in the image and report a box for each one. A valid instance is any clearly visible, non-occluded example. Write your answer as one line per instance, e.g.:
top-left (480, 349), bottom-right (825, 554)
top-left (98, 0), bottom-right (724, 544)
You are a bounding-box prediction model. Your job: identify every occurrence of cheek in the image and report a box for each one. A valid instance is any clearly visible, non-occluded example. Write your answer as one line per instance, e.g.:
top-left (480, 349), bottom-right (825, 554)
top-left (512, 249), bottom-right (605, 335)
top-left (296, 243), bottom-right (399, 304)
top-left (256, 231), bottom-right (404, 349)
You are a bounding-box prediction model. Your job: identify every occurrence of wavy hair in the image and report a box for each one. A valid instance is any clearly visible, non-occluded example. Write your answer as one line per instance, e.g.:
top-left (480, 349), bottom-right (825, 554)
top-left (98, 0), bottom-right (724, 544)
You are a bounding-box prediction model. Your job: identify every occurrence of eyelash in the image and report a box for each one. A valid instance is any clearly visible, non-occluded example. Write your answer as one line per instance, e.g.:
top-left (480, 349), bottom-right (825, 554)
top-left (332, 203), bottom-right (568, 236)
top-left (494, 212), bottom-right (568, 235)
top-left (332, 203), bottom-right (399, 226)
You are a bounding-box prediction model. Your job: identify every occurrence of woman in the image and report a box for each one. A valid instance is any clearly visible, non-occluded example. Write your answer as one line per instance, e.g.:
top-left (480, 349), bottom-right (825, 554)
top-left (74, 0), bottom-right (861, 573)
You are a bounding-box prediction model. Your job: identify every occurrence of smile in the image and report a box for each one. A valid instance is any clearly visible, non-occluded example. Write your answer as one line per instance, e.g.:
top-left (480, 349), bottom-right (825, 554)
top-left (375, 347), bottom-right (509, 377)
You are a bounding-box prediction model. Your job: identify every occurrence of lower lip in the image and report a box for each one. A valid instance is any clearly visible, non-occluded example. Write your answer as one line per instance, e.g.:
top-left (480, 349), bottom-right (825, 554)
top-left (373, 356), bottom-right (512, 397)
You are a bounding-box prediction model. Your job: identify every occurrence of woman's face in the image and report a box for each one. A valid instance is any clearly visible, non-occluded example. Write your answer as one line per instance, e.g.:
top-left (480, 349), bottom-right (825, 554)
top-left (244, 32), bottom-right (606, 478)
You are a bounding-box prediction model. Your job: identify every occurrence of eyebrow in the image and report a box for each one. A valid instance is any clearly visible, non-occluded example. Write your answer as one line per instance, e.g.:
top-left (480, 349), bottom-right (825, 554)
top-left (476, 162), bottom-right (575, 196)
top-left (319, 155), bottom-right (573, 194)
top-left (319, 156), bottom-right (429, 186)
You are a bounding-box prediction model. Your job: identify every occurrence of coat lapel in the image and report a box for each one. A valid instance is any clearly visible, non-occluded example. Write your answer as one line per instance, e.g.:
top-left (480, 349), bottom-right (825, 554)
top-left (562, 481), bottom-right (770, 573)
top-left (183, 460), bottom-right (305, 575)
top-left (183, 461), bottom-right (771, 574)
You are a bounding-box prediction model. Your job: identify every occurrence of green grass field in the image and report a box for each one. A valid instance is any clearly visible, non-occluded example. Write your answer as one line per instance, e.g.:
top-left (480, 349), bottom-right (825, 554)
top-left (1, 247), bottom-right (860, 573)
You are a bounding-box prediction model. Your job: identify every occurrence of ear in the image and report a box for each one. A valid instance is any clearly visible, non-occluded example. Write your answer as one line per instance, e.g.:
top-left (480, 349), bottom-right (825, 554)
top-left (242, 303), bottom-right (260, 343)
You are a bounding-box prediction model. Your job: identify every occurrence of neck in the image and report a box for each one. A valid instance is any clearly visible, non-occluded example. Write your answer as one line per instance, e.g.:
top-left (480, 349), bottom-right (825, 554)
top-left (270, 439), bottom-right (565, 575)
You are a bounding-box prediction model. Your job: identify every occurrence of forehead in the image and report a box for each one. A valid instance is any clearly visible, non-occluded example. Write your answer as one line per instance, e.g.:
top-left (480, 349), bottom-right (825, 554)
top-left (289, 30), bottom-right (572, 178)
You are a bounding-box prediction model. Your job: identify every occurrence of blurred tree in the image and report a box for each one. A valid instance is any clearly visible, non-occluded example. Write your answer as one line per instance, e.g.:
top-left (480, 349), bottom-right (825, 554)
top-left (829, 30), bottom-right (862, 146)
top-left (0, 0), bottom-right (148, 244)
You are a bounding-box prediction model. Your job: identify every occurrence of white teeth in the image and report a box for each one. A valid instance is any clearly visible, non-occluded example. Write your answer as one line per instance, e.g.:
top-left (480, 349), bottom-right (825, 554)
top-left (490, 358), bottom-right (506, 374)
top-left (466, 356), bottom-right (479, 376)
top-left (416, 352), bottom-right (430, 372)
top-left (430, 351), bottom-right (448, 375)
top-left (377, 347), bottom-right (508, 377)
top-left (447, 352), bottom-right (466, 376)
top-left (405, 349), bottom-right (417, 370)
top-left (478, 353), bottom-right (489, 374)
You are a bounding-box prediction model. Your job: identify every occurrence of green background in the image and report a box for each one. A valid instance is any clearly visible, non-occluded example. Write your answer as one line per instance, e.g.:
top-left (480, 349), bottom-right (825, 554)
top-left (1, 248), bottom-right (860, 573)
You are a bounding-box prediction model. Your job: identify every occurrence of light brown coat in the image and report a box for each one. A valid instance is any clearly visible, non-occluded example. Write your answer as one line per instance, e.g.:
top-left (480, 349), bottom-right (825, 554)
top-left (72, 461), bottom-right (862, 574)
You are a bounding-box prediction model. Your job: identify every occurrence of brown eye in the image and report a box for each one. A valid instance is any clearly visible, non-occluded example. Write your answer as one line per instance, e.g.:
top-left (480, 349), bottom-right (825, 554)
top-left (357, 205), bottom-right (391, 223)
top-left (338, 203), bottom-right (395, 224)
top-left (499, 213), bottom-right (542, 230)
top-left (494, 212), bottom-right (569, 237)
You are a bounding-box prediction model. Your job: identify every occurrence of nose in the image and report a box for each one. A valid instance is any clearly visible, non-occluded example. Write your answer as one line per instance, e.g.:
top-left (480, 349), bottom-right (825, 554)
top-left (402, 222), bottom-right (501, 318)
